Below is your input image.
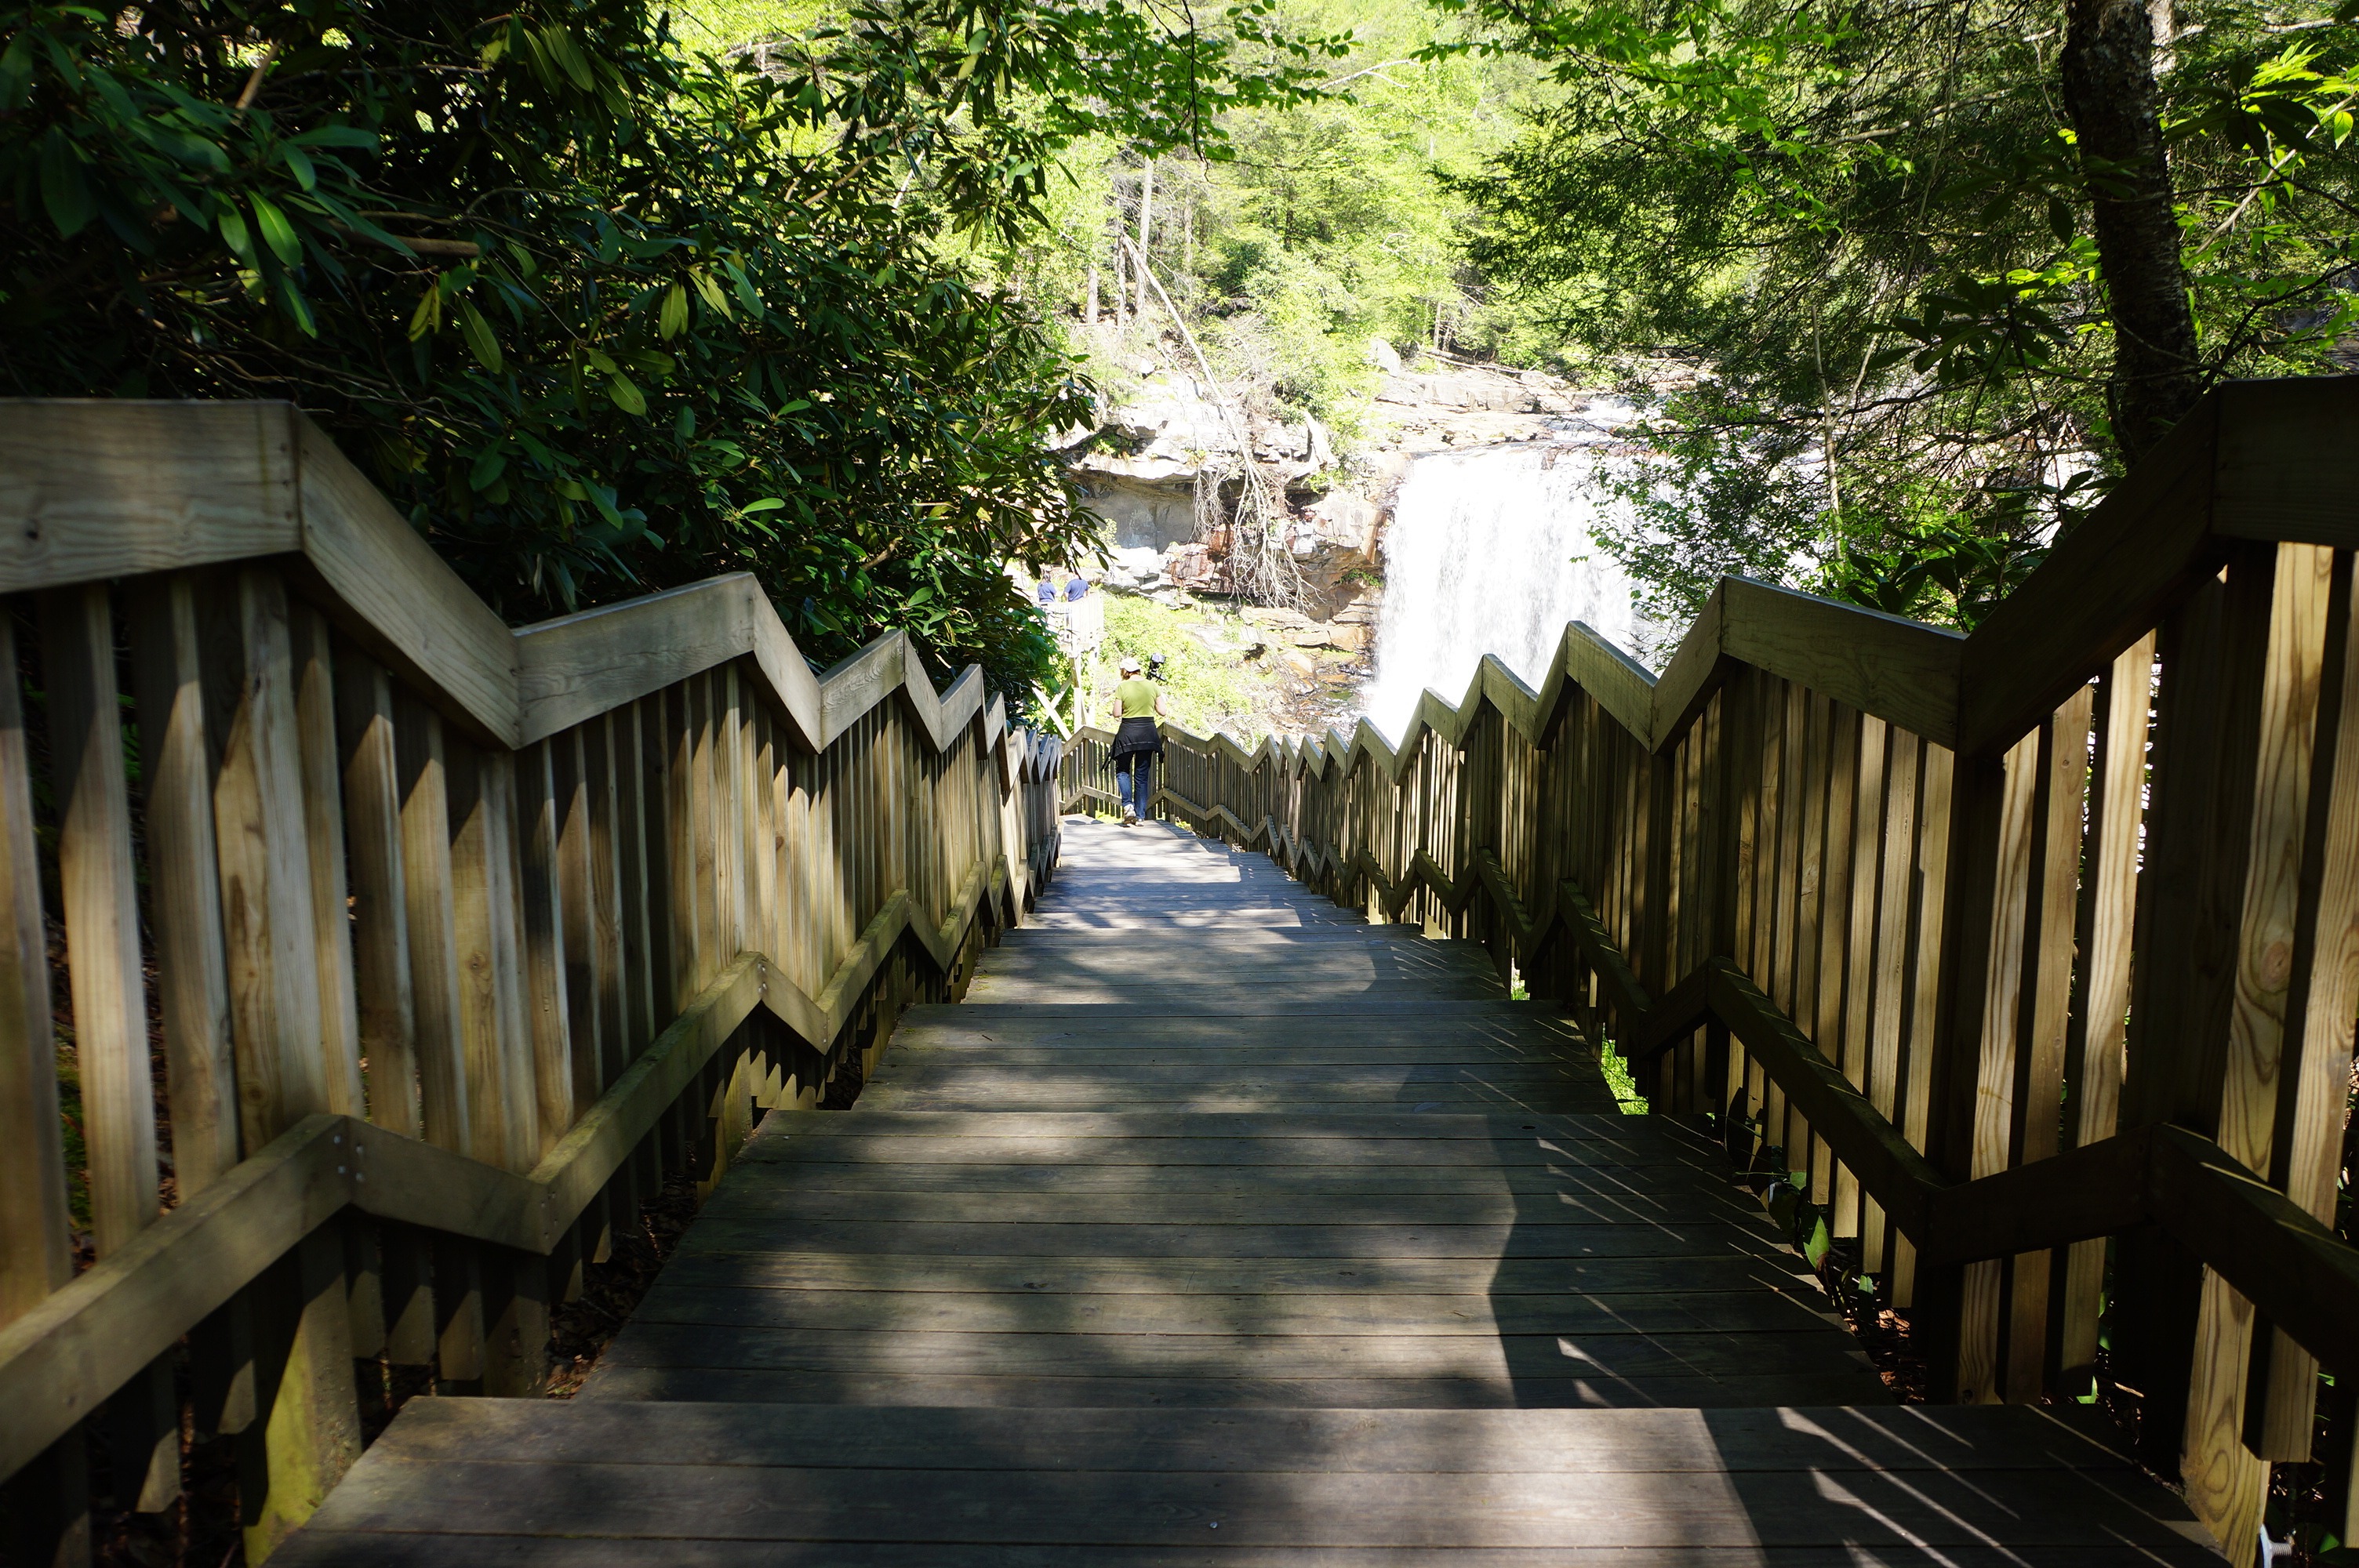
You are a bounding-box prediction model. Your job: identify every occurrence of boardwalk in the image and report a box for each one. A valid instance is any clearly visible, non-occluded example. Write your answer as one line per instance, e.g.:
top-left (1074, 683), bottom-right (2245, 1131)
top-left (283, 818), bottom-right (2216, 1564)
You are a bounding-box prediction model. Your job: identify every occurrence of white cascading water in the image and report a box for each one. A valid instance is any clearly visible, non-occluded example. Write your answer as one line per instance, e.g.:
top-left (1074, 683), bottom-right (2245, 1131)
top-left (1361, 400), bottom-right (1658, 739)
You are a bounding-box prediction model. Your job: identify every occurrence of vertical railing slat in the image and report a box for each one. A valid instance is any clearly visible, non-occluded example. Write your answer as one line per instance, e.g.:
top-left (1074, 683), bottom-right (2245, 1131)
top-left (0, 609), bottom-right (89, 1560)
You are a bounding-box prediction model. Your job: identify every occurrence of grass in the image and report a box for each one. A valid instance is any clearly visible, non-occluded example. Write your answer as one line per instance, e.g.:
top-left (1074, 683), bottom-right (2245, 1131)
top-left (1596, 1037), bottom-right (1651, 1115)
top-left (1080, 594), bottom-right (1295, 741)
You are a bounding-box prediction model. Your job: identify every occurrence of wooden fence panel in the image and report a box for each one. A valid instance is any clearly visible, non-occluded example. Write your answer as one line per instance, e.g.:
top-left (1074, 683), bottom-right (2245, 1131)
top-left (1107, 382), bottom-right (2359, 1568)
top-left (0, 401), bottom-right (1062, 1561)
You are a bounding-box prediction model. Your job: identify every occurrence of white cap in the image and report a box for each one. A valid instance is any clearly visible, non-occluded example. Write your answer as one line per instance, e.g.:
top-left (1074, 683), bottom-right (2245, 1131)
top-left (1119, 656), bottom-right (1141, 674)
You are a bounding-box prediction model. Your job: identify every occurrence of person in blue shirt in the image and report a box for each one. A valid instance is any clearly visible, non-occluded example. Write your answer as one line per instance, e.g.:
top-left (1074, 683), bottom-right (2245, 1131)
top-left (1035, 579), bottom-right (1058, 604)
top-left (1064, 575), bottom-right (1089, 601)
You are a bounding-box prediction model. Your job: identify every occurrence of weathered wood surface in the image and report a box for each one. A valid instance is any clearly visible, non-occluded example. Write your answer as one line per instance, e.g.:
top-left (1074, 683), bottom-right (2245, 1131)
top-left (0, 401), bottom-right (1070, 1554)
top-left (281, 1399), bottom-right (2218, 1565)
top-left (281, 817), bottom-right (2208, 1563)
top-left (1110, 382), bottom-right (2359, 1567)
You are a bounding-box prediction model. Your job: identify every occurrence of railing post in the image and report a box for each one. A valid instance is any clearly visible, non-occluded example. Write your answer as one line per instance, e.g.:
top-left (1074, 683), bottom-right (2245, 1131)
top-left (2114, 544), bottom-right (2281, 1541)
top-left (198, 568), bottom-right (364, 1559)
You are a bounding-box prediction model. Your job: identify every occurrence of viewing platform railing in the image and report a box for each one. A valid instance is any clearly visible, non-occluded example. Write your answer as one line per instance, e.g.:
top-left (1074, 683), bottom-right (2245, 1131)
top-left (1069, 378), bottom-right (2359, 1564)
top-left (0, 401), bottom-right (1060, 1562)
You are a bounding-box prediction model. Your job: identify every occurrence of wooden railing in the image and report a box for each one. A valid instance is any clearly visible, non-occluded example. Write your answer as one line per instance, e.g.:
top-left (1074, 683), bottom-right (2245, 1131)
top-left (1078, 378), bottom-right (2359, 1565)
top-left (0, 401), bottom-right (1061, 1562)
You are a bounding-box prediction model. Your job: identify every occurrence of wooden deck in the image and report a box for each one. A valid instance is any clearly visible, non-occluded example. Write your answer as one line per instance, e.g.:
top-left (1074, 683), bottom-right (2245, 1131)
top-left (280, 818), bottom-right (2217, 1563)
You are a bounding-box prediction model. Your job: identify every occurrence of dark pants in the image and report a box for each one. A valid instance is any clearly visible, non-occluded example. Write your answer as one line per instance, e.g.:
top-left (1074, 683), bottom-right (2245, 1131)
top-left (1115, 753), bottom-right (1155, 818)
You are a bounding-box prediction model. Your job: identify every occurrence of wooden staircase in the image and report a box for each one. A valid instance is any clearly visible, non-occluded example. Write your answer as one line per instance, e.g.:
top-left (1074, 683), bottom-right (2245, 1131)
top-left (276, 818), bottom-right (2213, 1563)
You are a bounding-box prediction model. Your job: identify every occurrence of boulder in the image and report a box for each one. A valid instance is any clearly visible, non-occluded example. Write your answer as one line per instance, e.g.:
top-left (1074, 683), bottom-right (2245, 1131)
top-left (1286, 622), bottom-right (1371, 653)
top-left (1300, 488), bottom-right (1380, 555)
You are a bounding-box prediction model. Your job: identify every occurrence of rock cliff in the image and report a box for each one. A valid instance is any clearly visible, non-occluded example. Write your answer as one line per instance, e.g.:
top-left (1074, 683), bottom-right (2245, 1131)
top-left (1058, 342), bottom-right (1595, 633)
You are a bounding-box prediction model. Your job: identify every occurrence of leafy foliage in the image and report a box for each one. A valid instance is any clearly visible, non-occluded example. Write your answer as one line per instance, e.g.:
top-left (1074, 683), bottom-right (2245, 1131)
top-left (991, 0), bottom-right (1565, 430)
top-left (1440, 0), bottom-right (2357, 626)
top-left (1, 0), bottom-right (1332, 694)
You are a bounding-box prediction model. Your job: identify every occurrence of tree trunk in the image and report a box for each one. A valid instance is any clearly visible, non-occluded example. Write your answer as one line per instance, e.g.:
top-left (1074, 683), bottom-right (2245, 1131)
top-left (2061, 0), bottom-right (2203, 461)
top-left (1135, 158), bottom-right (1156, 321)
top-left (1084, 265), bottom-right (1100, 330)
top-left (1111, 217), bottom-right (1129, 328)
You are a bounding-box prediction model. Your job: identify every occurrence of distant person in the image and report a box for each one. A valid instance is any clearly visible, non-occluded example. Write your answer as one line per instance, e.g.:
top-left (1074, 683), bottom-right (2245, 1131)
top-left (1064, 575), bottom-right (1089, 601)
top-left (1035, 578), bottom-right (1057, 604)
top-left (1109, 655), bottom-right (1164, 827)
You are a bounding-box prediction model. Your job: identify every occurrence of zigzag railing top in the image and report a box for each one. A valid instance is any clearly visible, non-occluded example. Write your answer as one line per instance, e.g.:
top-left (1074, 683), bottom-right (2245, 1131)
top-left (1130, 378), bottom-right (2357, 770)
top-left (0, 399), bottom-right (1021, 764)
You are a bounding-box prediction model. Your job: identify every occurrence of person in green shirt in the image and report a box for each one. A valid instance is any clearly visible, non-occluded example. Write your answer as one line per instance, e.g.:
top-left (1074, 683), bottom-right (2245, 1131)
top-left (1108, 655), bottom-right (1165, 826)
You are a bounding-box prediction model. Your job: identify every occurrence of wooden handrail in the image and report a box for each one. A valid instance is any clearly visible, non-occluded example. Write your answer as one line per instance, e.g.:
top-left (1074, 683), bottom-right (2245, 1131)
top-left (0, 846), bottom-right (1017, 1483)
top-left (1120, 377), bottom-right (2359, 1565)
top-left (0, 400), bottom-right (1066, 1559)
top-left (0, 401), bottom-right (1030, 766)
top-left (1076, 379), bottom-right (2359, 780)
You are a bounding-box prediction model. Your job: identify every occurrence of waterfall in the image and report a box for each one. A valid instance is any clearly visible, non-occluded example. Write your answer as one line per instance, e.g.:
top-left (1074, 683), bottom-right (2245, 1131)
top-left (1361, 401), bottom-right (1657, 739)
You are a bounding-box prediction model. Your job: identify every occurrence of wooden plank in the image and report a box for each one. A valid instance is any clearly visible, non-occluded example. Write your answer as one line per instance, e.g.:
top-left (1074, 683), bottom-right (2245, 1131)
top-left (586, 718), bottom-right (631, 1086)
top-left (1893, 742), bottom-right (1954, 1306)
top-left (0, 611), bottom-right (69, 1328)
top-left (1718, 579), bottom-right (1963, 749)
top-left (447, 744), bottom-right (531, 1171)
top-left (2005, 686), bottom-right (2095, 1402)
top-left (700, 1189), bottom-right (1763, 1229)
top-left (519, 742), bottom-right (575, 1160)
top-left (289, 415), bottom-right (518, 746)
top-left (0, 1114), bottom-right (350, 1483)
top-left (394, 695), bottom-right (471, 1156)
top-left (1863, 730), bottom-right (1919, 1276)
top-left (1805, 699), bottom-right (1852, 1206)
top-left (300, 1397), bottom-right (2165, 1475)
top-left (2255, 552), bottom-right (2359, 1454)
top-left (2059, 634), bottom-right (2154, 1382)
top-left (2182, 541), bottom-right (2333, 1531)
top-left (0, 401), bottom-right (300, 590)
top-left (208, 568), bottom-right (335, 1145)
top-left (733, 1158), bottom-right (1743, 1199)
top-left (2114, 545), bottom-right (2278, 1475)
top-left (290, 1442), bottom-right (2201, 1550)
top-left (1834, 714), bottom-right (1885, 1240)
top-left (735, 1133), bottom-right (1714, 1174)
top-left (1706, 960), bottom-right (1943, 1243)
top-left (514, 579), bottom-right (745, 742)
top-left (649, 1250), bottom-right (1818, 1298)
top-left (186, 571), bottom-right (365, 1547)
top-left (615, 703), bottom-right (660, 1050)
top-left (127, 575), bottom-right (246, 1511)
top-left (552, 731), bottom-right (605, 1127)
top-left (2147, 1125), bottom-right (2359, 1379)
top-left (595, 1321), bottom-right (1874, 1382)
top-left (336, 655), bottom-right (421, 1140)
top-left (1959, 394), bottom-right (2222, 757)
top-left (41, 583), bottom-right (160, 1254)
top-left (0, 607), bottom-right (79, 1555)
top-left (291, 603), bottom-right (367, 1120)
top-left (128, 575), bottom-right (242, 1189)
top-left (239, 1220), bottom-right (362, 1560)
top-left (2209, 377), bottom-right (2359, 547)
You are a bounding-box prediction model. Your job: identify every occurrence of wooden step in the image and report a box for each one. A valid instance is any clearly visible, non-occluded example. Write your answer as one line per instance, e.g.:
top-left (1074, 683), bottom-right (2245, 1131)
top-left (279, 811), bottom-right (2192, 1565)
top-left (278, 1401), bottom-right (2217, 1565)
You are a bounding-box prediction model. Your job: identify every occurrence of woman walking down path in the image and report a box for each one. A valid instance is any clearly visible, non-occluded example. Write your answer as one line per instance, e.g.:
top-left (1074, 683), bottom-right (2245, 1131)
top-left (1109, 655), bottom-right (1165, 826)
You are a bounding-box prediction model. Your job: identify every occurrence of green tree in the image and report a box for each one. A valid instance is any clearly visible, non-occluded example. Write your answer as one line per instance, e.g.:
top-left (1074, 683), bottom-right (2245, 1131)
top-left (1, 0), bottom-right (1333, 694)
top-left (1442, 0), bottom-right (2356, 627)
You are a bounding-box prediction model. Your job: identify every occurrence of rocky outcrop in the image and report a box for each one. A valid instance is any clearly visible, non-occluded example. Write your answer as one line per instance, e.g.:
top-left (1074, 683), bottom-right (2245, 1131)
top-left (1058, 343), bottom-right (1604, 630)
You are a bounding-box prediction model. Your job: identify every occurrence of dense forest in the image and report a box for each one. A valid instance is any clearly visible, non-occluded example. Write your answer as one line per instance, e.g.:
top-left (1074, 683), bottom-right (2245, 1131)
top-left (980, 0), bottom-right (2357, 630)
top-left (697, 0), bottom-right (2356, 635)
top-left (5, 0), bottom-right (2353, 681)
